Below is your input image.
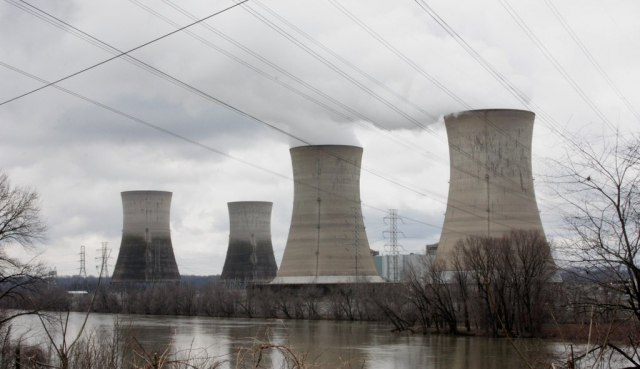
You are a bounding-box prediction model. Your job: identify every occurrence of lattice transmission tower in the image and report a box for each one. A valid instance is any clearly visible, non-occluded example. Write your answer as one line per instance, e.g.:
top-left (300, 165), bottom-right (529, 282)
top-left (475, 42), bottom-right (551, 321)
top-left (383, 209), bottom-right (405, 282)
top-left (96, 242), bottom-right (111, 279)
top-left (78, 245), bottom-right (87, 279)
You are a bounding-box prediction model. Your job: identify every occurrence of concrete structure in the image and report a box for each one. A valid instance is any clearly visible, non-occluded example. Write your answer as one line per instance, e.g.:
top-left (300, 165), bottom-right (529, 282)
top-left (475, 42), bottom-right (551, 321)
top-left (272, 145), bottom-right (384, 284)
top-left (221, 201), bottom-right (278, 282)
top-left (111, 191), bottom-right (181, 283)
top-left (436, 109), bottom-right (546, 268)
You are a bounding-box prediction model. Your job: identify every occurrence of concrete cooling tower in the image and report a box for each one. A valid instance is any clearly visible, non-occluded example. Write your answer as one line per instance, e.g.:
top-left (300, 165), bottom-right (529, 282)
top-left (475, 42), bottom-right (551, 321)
top-left (220, 201), bottom-right (278, 282)
top-left (436, 109), bottom-right (546, 268)
top-left (272, 145), bottom-right (384, 284)
top-left (111, 191), bottom-right (181, 283)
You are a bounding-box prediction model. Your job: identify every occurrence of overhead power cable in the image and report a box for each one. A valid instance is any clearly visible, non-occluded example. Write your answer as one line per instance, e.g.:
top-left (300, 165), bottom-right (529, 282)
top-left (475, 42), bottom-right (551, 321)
top-left (10, 0), bottom-right (553, 215)
top-left (231, 0), bottom-right (440, 136)
top-left (307, 0), bottom-right (561, 209)
top-left (5, 0), bottom-right (309, 147)
top-left (498, 0), bottom-right (623, 136)
top-left (327, 0), bottom-right (559, 160)
top-left (249, 0), bottom-right (439, 121)
top-left (0, 0), bottom-right (249, 107)
top-left (225, 0), bottom-right (557, 210)
top-left (6, 2), bottom-right (556, 227)
top-left (130, 0), bottom-right (448, 166)
top-left (10, 0), bottom-right (556, 218)
top-left (4, 0), bottom-right (486, 223)
top-left (410, 0), bottom-right (634, 210)
top-left (0, 61), bottom-right (471, 235)
top-left (412, 0), bottom-right (587, 159)
top-left (543, 0), bottom-right (640, 122)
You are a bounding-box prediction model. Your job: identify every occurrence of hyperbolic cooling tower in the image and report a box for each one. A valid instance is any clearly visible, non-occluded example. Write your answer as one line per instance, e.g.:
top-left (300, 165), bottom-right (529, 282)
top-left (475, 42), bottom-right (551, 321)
top-left (111, 191), bottom-right (181, 283)
top-left (220, 201), bottom-right (278, 282)
top-left (436, 109), bottom-right (546, 268)
top-left (272, 145), bottom-right (384, 284)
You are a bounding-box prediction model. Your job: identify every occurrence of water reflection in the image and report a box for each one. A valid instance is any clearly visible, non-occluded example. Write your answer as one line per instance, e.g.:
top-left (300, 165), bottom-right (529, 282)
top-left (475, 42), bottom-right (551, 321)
top-left (13, 312), bottom-right (553, 368)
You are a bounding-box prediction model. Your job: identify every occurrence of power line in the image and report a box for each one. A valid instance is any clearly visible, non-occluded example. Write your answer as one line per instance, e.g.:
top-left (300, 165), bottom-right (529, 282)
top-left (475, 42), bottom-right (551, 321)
top-left (0, 61), bottom-right (462, 233)
top-left (542, 0), bottom-right (640, 122)
top-left (3, 3), bottom-right (562, 232)
top-left (223, 0), bottom-right (560, 212)
top-left (497, 0), bottom-right (623, 136)
top-left (413, 0), bottom-right (573, 139)
top-left (0, 0), bottom-right (248, 107)
top-left (3, 4), bottom-right (549, 231)
top-left (11, 0), bottom-right (558, 218)
top-left (130, 0), bottom-right (449, 166)
top-left (249, 0), bottom-right (439, 121)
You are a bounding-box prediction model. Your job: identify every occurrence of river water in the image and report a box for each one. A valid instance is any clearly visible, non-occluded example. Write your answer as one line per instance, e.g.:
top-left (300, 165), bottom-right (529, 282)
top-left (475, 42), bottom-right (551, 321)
top-left (13, 312), bottom-right (558, 368)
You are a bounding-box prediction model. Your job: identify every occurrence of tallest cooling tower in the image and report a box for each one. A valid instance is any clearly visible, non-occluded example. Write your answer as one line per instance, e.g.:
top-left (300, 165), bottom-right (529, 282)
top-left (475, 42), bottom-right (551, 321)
top-left (436, 109), bottom-right (546, 268)
top-left (272, 145), bottom-right (383, 284)
top-left (111, 191), bottom-right (181, 283)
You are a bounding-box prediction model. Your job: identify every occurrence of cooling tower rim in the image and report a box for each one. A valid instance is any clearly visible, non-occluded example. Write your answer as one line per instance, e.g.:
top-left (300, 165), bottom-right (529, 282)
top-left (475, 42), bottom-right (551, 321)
top-left (121, 190), bottom-right (172, 196)
top-left (290, 144), bottom-right (363, 151)
top-left (445, 108), bottom-right (535, 120)
top-left (227, 201), bottom-right (273, 205)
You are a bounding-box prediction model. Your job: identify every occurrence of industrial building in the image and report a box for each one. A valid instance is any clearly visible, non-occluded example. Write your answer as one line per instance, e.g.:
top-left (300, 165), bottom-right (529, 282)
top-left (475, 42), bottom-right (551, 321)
top-left (436, 109), bottom-right (547, 268)
top-left (221, 201), bottom-right (278, 282)
top-left (373, 253), bottom-right (426, 282)
top-left (111, 191), bottom-right (181, 283)
top-left (272, 145), bottom-right (384, 284)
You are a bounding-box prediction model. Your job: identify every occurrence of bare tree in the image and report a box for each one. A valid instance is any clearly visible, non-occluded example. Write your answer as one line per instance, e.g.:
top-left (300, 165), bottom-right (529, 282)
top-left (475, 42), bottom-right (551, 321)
top-left (405, 260), bottom-right (435, 333)
top-left (0, 172), bottom-right (48, 324)
top-left (546, 135), bottom-right (640, 367)
top-left (505, 230), bottom-right (556, 336)
top-left (459, 235), bottom-right (500, 335)
top-left (452, 250), bottom-right (472, 332)
top-left (549, 135), bottom-right (639, 321)
top-left (456, 231), bottom-right (556, 337)
top-left (422, 255), bottom-right (459, 333)
top-left (0, 172), bottom-right (47, 248)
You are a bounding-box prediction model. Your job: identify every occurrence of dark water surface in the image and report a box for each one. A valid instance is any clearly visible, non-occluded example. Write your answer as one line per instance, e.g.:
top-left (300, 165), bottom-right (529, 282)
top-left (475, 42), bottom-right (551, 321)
top-left (14, 312), bottom-right (555, 368)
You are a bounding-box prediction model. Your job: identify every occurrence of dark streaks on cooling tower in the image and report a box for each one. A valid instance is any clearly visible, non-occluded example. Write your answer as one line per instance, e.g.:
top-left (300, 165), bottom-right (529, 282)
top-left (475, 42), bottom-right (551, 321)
top-left (436, 109), bottom-right (547, 269)
top-left (221, 201), bottom-right (277, 282)
top-left (111, 191), bottom-right (180, 283)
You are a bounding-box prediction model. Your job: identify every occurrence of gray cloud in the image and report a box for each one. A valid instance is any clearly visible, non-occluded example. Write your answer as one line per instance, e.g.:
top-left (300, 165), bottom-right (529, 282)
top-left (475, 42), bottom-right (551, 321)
top-left (1, 0), bottom-right (638, 275)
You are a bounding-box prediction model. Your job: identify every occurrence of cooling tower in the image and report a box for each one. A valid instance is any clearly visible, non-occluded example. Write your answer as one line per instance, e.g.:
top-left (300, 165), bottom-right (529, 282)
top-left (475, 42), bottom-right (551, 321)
top-left (436, 109), bottom-right (546, 268)
top-left (220, 201), bottom-right (278, 282)
top-left (111, 191), bottom-right (181, 283)
top-left (272, 145), bottom-right (384, 284)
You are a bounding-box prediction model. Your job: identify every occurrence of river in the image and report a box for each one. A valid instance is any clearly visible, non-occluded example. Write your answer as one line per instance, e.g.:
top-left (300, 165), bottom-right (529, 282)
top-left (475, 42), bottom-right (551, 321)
top-left (13, 312), bottom-right (560, 368)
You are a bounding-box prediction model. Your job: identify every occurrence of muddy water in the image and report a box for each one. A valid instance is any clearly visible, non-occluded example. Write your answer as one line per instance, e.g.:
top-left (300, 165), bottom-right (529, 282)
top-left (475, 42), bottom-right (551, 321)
top-left (13, 312), bottom-right (556, 368)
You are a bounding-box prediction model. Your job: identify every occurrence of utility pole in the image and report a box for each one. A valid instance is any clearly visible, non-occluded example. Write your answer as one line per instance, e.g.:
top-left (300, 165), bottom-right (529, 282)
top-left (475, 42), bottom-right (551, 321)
top-left (96, 242), bottom-right (111, 279)
top-left (383, 209), bottom-right (405, 282)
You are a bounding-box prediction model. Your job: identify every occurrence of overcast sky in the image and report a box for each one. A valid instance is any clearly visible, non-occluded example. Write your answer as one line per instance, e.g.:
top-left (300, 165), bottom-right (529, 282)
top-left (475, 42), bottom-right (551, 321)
top-left (1, 0), bottom-right (638, 276)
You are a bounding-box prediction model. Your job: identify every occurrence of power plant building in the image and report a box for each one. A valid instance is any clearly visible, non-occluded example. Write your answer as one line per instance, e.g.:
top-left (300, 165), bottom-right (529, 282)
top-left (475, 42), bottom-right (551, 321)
top-left (221, 201), bottom-right (278, 282)
top-left (111, 191), bottom-right (181, 283)
top-left (436, 109), bottom-right (547, 268)
top-left (373, 254), bottom-right (426, 282)
top-left (272, 145), bottom-right (384, 284)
